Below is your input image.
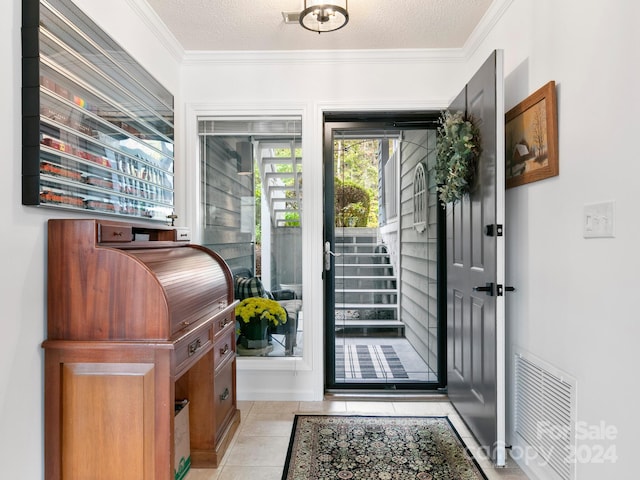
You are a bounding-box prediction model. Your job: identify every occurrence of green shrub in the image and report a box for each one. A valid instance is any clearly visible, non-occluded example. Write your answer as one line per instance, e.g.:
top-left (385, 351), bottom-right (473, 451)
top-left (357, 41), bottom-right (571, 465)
top-left (335, 180), bottom-right (370, 227)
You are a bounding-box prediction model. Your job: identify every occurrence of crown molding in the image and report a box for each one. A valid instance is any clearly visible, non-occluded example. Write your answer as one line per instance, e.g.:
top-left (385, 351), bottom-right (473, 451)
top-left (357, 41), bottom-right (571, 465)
top-left (126, 0), bottom-right (513, 68)
top-left (182, 47), bottom-right (466, 67)
top-left (125, 0), bottom-right (184, 64)
top-left (180, 0), bottom-right (514, 67)
top-left (463, 0), bottom-right (515, 59)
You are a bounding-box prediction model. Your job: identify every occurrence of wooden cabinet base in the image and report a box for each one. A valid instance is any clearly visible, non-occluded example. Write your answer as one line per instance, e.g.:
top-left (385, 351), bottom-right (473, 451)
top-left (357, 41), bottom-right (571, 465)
top-left (191, 409), bottom-right (241, 468)
top-left (61, 362), bottom-right (157, 479)
top-left (43, 342), bottom-right (172, 480)
top-left (44, 339), bottom-right (240, 478)
top-left (43, 219), bottom-right (240, 479)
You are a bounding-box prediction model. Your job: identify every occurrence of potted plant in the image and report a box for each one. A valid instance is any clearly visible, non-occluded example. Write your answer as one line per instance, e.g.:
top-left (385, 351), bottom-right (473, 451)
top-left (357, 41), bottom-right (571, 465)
top-left (235, 297), bottom-right (287, 349)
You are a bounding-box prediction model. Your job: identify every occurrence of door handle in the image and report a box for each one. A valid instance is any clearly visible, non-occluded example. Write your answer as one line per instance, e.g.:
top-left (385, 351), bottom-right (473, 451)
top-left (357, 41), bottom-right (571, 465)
top-left (473, 283), bottom-right (494, 296)
top-left (324, 241), bottom-right (340, 271)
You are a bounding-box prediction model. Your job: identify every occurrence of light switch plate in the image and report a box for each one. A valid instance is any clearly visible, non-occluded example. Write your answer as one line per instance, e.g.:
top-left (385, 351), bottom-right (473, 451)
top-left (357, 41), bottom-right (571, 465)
top-left (583, 201), bottom-right (615, 238)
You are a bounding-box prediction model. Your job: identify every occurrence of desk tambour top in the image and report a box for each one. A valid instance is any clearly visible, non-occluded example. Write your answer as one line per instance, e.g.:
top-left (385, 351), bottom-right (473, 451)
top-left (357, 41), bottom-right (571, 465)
top-left (47, 218), bottom-right (233, 341)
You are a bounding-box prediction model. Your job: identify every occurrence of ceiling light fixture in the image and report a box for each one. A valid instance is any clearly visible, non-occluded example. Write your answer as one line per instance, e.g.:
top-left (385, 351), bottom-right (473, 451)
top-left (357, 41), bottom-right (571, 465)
top-left (299, 1), bottom-right (349, 33)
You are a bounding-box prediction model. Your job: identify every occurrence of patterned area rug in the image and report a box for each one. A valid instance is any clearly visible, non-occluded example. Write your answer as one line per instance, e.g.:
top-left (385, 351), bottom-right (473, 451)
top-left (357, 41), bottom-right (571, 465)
top-left (335, 344), bottom-right (409, 380)
top-left (282, 416), bottom-right (487, 480)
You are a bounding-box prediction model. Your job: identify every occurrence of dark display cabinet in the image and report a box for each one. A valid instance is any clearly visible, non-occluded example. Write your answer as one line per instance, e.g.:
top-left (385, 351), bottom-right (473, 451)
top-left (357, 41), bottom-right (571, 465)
top-left (22, 0), bottom-right (175, 222)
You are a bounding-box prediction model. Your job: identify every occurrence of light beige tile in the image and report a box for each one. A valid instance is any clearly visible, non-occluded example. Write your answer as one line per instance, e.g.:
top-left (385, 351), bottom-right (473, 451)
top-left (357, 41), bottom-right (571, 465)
top-left (477, 457), bottom-right (499, 474)
top-left (224, 435), bottom-right (291, 467)
top-left (345, 400), bottom-right (396, 415)
top-left (485, 453), bottom-right (531, 479)
top-left (485, 473), bottom-right (518, 479)
top-left (193, 400), bottom-right (529, 479)
top-left (447, 413), bottom-right (475, 439)
top-left (485, 468), bottom-right (531, 480)
top-left (184, 467), bottom-right (220, 480)
top-left (391, 401), bottom-right (451, 416)
top-left (213, 419), bottom-right (245, 467)
top-left (239, 412), bottom-right (296, 437)
top-left (248, 401), bottom-right (299, 416)
top-left (297, 400), bottom-right (347, 414)
top-left (236, 401), bottom-right (254, 417)
top-left (438, 401), bottom-right (457, 415)
top-left (216, 466), bottom-right (284, 480)
top-left (473, 449), bottom-right (531, 480)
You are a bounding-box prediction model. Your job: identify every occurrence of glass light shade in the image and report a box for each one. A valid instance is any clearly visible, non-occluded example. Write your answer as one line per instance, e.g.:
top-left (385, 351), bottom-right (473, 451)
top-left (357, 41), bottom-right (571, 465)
top-left (299, 1), bottom-right (349, 33)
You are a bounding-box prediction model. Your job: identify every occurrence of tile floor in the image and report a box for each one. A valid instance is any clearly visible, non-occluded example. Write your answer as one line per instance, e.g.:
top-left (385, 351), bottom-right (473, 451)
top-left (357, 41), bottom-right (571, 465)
top-left (185, 399), bottom-right (530, 480)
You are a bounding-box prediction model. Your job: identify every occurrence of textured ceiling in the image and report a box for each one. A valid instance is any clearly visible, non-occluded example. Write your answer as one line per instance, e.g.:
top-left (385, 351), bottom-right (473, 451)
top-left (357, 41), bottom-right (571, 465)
top-left (144, 0), bottom-right (494, 51)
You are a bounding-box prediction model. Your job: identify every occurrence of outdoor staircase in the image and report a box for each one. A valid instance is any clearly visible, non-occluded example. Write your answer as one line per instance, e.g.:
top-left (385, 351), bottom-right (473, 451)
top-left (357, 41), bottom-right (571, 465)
top-left (255, 143), bottom-right (402, 334)
top-left (334, 228), bottom-right (403, 334)
top-left (257, 140), bottom-right (301, 227)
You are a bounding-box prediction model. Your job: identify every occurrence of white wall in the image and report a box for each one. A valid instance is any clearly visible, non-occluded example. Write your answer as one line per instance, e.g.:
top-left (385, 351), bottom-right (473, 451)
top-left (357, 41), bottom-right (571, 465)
top-left (469, 1), bottom-right (639, 478)
top-left (0, 0), bottom-right (180, 478)
top-left (3, 0), bottom-right (638, 477)
top-left (179, 52), bottom-right (463, 401)
top-left (184, 1), bottom-right (640, 476)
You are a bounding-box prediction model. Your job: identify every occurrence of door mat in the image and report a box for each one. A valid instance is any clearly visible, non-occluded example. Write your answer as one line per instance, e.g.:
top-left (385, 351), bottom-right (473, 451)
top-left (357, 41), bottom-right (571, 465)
top-left (335, 344), bottom-right (409, 379)
top-left (282, 415), bottom-right (488, 480)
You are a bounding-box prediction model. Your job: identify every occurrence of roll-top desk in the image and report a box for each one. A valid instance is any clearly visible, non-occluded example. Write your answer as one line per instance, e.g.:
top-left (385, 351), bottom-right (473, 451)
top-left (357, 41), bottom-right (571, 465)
top-left (43, 218), bottom-right (240, 479)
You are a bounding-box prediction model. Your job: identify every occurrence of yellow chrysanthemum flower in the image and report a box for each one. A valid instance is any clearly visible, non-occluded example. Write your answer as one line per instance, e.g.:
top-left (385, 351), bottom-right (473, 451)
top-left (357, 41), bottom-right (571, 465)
top-left (235, 297), bottom-right (287, 326)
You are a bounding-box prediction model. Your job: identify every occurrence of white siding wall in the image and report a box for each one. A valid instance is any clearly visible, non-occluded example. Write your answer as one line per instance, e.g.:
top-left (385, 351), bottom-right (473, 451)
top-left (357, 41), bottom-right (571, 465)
top-left (201, 137), bottom-right (254, 268)
top-left (399, 130), bottom-right (439, 370)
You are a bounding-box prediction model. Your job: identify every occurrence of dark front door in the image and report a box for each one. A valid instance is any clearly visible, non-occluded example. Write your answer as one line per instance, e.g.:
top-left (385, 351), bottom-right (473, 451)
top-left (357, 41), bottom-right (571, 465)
top-left (322, 114), bottom-right (444, 392)
top-left (446, 50), bottom-right (506, 465)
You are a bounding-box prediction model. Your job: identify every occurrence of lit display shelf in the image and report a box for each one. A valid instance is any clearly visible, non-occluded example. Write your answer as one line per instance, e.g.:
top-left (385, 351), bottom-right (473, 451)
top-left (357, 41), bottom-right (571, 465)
top-left (22, 0), bottom-right (175, 222)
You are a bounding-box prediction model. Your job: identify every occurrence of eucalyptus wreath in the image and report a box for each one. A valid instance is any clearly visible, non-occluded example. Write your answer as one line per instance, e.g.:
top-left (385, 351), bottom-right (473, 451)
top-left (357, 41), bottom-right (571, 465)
top-left (435, 110), bottom-right (481, 204)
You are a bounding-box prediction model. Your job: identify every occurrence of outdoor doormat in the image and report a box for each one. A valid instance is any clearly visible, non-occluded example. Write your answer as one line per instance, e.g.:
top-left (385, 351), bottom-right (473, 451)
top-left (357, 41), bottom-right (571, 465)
top-left (335, 344), bottom-right (409, 380)
top-left (282, 415), bottom-right (487, 480)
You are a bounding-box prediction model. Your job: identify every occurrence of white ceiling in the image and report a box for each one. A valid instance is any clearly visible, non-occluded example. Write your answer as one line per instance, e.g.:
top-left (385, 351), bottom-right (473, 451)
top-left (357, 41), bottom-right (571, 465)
top-left (144, 0), bottom-right (494, 51)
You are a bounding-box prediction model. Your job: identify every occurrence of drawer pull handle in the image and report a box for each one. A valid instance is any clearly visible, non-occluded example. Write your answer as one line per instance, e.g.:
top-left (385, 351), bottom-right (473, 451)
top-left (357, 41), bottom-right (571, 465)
top-left (113, 231), bottom-right (123, 237)
top-left (219, 318), bottom-right (230, 329)
top-left (188, 338), bottom-right (202, 357)
top-left (220, 388), bottom-right (230, 401)
top-left (220, 344), bottom-right (230, 355)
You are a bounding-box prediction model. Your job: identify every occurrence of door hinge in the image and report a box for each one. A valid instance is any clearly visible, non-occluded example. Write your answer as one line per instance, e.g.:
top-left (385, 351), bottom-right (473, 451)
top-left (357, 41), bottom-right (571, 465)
top-left (496, 284), bottom-right (515, 296)
top-left (485, 224), bottom-right (503, 237)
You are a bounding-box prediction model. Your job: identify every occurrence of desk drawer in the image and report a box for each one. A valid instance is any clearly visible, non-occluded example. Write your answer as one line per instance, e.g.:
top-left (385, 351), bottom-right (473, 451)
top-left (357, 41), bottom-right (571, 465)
top-left (174, 324), bottom-right (213, 377)
top-left (213, 360), bottom-right (236, 437)
top-left (99, 224), bottom-right (133, 242)
top-left (213, 328), bottom-right (235, 371)
top-left (213, 309), bottom-right (234, 338)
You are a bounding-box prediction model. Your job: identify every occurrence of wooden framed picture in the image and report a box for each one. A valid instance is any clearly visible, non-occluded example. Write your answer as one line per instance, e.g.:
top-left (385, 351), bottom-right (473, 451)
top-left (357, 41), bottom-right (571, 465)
top-left (505, 81), bottom-right (558, 188)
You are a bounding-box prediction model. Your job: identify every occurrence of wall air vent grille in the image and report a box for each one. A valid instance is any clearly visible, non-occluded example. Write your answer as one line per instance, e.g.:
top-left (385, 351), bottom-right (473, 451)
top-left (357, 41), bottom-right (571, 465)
top-left (514, 351), bottom-right (576, 480)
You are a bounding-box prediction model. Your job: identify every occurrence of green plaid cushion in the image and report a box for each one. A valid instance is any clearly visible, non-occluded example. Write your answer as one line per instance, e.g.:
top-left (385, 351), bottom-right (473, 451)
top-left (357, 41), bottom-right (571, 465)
top-left (234, 276), bottom-right (267, 300)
